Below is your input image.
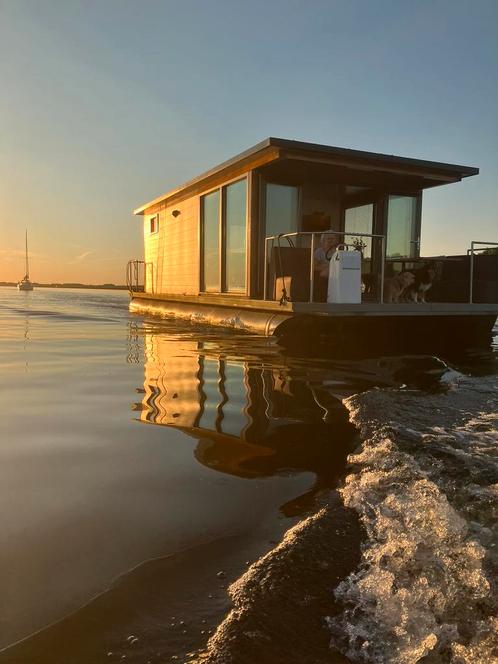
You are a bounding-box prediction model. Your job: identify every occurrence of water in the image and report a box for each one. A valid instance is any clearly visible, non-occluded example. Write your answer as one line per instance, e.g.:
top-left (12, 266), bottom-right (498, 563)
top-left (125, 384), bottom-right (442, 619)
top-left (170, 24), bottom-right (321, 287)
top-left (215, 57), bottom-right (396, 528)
top-left (0, 287), bottom-right (496, 663)
top-left (329, 377), bottom-right (498, 663)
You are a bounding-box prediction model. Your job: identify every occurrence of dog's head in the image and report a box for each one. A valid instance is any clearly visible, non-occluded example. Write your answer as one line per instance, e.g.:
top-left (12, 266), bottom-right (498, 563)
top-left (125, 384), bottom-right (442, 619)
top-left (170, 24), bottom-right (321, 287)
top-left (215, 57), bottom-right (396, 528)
top-left (400, 271), bottom-right (415, 287)
top-left (423, 262), bottom-right (441, 280)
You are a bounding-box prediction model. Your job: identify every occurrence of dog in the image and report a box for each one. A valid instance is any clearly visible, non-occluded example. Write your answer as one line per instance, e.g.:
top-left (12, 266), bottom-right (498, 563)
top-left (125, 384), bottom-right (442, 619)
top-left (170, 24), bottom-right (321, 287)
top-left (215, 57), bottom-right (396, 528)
top-left (361, 273), bottom-right (375, 296)
top-left (383, 271), bottom-right (415, 303)
top-left (403, 266), bottom-right (437, 303)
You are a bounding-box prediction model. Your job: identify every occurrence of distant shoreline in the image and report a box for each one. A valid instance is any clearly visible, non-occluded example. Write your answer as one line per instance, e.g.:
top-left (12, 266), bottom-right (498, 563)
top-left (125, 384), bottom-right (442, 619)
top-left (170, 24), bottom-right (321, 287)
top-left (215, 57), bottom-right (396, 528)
top-left (0, 282), bottom-right (128, 290)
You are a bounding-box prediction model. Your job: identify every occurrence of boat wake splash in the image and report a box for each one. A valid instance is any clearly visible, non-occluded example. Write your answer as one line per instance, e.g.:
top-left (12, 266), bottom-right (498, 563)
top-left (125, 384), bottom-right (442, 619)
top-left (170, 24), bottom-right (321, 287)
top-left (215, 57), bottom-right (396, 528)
top-left (329, 375), bottom-right (498, 663)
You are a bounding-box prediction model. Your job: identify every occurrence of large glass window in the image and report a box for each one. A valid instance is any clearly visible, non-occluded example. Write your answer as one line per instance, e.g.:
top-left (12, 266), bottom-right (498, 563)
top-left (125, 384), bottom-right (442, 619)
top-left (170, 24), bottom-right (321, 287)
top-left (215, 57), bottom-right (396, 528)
top-left (344, 204), bottom-right (373, 258)
top-left (265, 183), bottom-right (299, 239)
top-left (387, 195), bottom-right (418, 258)
top-left (201, 190), bottom-right (220, 291)
top-left (225, 179), bottom-right (247, 292)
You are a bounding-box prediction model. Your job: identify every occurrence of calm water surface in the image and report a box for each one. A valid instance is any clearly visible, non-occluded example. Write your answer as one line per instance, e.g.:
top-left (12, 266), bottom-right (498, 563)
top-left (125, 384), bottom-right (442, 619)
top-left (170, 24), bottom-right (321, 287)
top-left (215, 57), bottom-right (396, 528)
top-left (0, 287), bottom-right (350, 656)
top-left (0, 287), bottom-right (495, 663)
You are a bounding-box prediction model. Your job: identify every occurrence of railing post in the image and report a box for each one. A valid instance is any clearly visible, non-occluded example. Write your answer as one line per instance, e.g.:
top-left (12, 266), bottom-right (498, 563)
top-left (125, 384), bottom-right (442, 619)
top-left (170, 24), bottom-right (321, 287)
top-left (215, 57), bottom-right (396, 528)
top-left (469, 241), bottom-right (474, 304)
top-left (380, 236), bottom-right (386, 304)
top-left (263, 237), bottom-right (268, 301)
top-left (309, 233), bottom-right (315, 303)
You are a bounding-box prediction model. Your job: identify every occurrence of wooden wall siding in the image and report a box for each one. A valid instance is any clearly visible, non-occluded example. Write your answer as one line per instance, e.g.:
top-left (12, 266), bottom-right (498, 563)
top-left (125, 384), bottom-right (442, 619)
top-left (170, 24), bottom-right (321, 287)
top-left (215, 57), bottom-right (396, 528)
top-left (143, 196), bottom-right (200, 295)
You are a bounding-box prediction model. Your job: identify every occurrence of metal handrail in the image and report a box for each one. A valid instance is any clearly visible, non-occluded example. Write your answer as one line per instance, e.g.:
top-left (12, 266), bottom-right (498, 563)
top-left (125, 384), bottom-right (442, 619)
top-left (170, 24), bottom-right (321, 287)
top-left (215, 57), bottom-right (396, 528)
top-left (126, 259), bottom-right (146, 295)
top-left (263, 230), bottom-right (386, 303)
top-left (264, 230), bottom-right (386, 241)
top-left (469, 241), bottom-right (498, 303)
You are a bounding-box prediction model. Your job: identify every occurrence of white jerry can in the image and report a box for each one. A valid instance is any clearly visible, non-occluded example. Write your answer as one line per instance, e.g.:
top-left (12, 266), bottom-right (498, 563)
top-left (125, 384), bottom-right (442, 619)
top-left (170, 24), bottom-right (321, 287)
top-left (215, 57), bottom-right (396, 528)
top-left (327, 249), bottom-right (362, 303)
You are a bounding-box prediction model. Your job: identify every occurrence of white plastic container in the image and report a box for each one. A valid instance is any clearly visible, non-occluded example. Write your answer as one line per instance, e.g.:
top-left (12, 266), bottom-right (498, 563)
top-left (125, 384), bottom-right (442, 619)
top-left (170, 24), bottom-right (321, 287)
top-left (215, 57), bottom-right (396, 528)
top-left (327, 249), bottom-right (362, 303)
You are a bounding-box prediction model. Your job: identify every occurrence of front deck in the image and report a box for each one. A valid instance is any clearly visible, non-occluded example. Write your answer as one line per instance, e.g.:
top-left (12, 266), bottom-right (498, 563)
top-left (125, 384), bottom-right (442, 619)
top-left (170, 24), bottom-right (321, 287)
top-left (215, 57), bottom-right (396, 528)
top-left (132, 291), bottom-right (497, 318)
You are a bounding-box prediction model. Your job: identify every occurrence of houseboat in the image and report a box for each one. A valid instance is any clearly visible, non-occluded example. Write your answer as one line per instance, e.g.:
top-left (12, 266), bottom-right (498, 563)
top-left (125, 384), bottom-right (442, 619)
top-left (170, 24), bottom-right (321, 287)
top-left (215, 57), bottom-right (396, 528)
top-left (128, 138), bottom-right (497, 352)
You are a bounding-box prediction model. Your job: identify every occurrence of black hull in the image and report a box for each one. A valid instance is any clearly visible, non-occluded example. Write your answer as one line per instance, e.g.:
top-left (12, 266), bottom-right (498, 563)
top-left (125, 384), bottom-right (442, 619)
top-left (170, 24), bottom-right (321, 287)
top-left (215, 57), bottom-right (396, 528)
top-left (130, 295), bottom-right (496, 356)
top-left (275, 314), bottom-right (496, 356)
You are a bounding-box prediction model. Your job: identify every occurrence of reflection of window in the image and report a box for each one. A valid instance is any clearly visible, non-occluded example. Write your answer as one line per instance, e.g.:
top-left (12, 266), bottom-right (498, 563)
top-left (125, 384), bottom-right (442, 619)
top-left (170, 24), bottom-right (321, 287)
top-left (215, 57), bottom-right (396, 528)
top-left (220, 362), bottom-right (247, 435)
top-left (198, 358), bottom-right (220, 431)
top-left (150, 215), bottom-right (159, 234)
top-left (144, 383), bottom-right (161, 422)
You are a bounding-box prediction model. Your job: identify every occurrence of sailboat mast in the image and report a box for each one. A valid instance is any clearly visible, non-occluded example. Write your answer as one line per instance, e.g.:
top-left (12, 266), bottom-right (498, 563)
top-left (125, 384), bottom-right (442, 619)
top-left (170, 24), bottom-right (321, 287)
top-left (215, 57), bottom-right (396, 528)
top-left (25, 229), bottom-right (29, 278)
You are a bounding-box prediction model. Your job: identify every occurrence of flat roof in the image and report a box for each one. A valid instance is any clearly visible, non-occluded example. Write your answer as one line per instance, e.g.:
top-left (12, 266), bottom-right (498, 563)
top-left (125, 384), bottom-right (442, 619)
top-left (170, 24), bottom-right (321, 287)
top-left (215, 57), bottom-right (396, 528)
top-left (134, 137), bottom-right (479, 215)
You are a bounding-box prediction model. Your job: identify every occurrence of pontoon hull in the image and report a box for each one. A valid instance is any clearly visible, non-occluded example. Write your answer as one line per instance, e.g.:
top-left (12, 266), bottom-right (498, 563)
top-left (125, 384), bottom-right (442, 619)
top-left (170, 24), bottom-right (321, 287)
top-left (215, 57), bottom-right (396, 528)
top-left (275, 312), bottom-right (496, 355)
top-left (130, 295), bottom-right (496, 353)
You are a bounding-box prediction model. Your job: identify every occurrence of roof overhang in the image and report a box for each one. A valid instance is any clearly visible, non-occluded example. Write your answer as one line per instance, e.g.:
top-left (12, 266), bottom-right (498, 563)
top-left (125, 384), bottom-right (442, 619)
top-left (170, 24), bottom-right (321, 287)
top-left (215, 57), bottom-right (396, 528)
top-left (133, 139), bottom-right (280, 215)
top-left (134, 137), bottom-right (479, 216)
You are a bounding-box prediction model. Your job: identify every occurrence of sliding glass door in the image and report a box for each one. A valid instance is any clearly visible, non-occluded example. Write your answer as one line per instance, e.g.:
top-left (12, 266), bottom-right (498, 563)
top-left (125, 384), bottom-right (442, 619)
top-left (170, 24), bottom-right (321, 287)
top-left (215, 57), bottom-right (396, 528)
top-left (225, 180), bottom-right (247, 292)
top-left (201, 178), bottom-right (247, 293)
top-left (386, 195), bottom-right (419, 258)
top-left (201, 190), bottom-right (221, 291)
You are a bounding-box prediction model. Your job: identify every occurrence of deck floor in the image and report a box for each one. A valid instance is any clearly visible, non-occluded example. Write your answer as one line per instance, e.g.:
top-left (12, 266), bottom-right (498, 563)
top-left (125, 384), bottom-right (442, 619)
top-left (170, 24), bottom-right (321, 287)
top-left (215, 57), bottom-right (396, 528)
top-left (132, 292), bottom-right (498, 317)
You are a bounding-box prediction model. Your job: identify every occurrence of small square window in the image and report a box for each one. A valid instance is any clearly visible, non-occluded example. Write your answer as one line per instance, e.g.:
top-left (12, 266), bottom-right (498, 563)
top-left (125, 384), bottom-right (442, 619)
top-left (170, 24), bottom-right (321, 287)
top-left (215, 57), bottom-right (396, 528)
top-left (150, 215), bottom-right (159, 234)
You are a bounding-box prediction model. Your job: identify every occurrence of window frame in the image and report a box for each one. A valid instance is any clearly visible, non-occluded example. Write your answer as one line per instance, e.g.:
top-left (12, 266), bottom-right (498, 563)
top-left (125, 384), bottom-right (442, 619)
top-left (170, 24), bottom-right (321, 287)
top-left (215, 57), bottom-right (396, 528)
top-left (385, 192), bottom-right (422, 259)
top-left (200, 188), bottom-right (222, 293)
top-left (149, 214), bottom-right (159, 235)
top-left (263, 181), bottom-right (302, 239)
top-left (199, 175), bottom-right (249, 295)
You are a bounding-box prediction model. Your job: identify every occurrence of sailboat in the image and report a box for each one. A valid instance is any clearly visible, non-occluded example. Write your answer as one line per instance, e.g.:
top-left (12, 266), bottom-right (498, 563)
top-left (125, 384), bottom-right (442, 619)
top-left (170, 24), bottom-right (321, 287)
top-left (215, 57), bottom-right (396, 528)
top-left (17, 230), bottom-right (34, 291)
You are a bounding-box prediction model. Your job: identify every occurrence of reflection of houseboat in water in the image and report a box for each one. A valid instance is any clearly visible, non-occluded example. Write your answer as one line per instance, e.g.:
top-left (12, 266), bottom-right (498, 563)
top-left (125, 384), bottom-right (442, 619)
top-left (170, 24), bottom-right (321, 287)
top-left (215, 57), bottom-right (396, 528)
top-left (136, 334), bottom-right (354, 483)
top-left (128, 139), bottom-right (497, 350)
top-left (135, 333), bottom-right (448, 488)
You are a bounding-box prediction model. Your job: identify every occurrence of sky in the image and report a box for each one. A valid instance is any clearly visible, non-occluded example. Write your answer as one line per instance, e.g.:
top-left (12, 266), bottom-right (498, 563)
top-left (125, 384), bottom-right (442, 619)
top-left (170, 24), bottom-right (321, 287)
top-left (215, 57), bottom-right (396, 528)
top-left (1, 0), bottom-right (497, 284)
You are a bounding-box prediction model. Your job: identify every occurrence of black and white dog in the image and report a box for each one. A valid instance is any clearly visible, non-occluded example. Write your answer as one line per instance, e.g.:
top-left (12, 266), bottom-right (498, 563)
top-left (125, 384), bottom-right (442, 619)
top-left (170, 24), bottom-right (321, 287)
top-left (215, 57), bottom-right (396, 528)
top-left (403, 265), bottom-right (437, 302)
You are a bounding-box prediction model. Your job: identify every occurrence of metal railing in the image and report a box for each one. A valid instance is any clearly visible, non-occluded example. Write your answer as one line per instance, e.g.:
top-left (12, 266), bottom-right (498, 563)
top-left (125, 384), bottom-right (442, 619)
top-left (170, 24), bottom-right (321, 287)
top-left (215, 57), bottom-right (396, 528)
top-left (126, 259), bottom-right (146, 294)
top-left (264, 230), bottom-right (387, 303)
top-left (469, 241), bottom-right (498, 303)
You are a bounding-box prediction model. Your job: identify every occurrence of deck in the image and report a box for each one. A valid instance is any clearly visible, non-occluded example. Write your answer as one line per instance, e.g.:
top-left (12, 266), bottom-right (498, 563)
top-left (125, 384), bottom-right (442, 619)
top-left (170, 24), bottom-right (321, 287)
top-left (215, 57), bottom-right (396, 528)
top-left (132, 291), bottom-right (498, 317)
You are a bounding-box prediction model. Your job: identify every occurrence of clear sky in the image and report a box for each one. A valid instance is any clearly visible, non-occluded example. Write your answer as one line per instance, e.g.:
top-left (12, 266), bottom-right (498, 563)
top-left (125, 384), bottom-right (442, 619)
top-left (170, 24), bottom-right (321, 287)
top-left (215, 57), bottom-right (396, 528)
top-left (1, 0), bottom-right (497, 283)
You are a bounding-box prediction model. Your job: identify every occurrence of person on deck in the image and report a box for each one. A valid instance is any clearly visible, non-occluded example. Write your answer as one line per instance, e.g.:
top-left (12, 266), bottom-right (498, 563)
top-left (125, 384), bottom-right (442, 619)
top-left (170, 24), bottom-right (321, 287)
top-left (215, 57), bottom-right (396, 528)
top-left (313, 233), bottom-right (341, 301)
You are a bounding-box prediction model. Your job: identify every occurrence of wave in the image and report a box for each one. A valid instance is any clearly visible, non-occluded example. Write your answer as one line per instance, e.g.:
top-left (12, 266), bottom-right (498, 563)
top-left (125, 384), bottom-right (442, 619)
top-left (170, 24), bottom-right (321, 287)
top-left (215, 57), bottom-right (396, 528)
top-left (0, 305), bottom-right (120, 323)
top-left (329, 375), bottom-right (498, 663)
top-left (196, 495), bottom-right (362, 664)
top-left (194, 373), bottom-right (497, 664)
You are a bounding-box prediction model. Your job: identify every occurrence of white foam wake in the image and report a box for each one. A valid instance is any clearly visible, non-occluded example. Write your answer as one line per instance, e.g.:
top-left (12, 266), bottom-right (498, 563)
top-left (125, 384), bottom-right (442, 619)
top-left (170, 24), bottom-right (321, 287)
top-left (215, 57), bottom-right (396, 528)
top-left (329, 376), bottom-right (498, 663)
